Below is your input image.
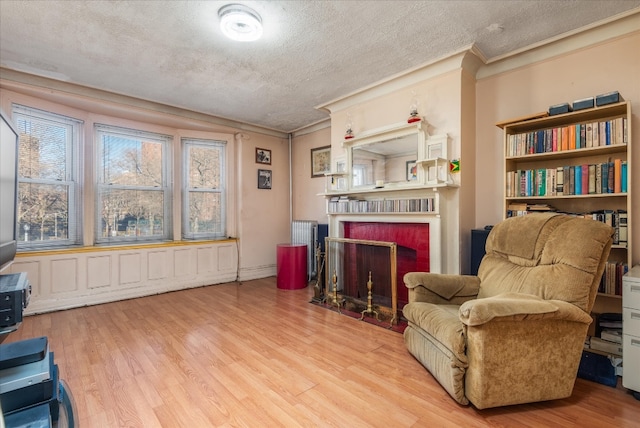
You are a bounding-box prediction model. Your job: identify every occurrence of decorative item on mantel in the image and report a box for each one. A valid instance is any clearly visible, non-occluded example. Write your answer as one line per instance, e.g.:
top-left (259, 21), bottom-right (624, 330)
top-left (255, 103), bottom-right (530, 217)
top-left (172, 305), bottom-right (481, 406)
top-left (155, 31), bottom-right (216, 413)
top-left (344, 114), bottom-right (354, 140)
top-left (408, 92), bottom-right (421, 123)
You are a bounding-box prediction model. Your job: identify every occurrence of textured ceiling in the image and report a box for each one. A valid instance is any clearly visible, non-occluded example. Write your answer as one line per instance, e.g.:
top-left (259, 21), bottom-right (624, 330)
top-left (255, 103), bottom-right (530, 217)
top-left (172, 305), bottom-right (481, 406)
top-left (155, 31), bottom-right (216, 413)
top-left (1, 1), bottom-right (639, 132)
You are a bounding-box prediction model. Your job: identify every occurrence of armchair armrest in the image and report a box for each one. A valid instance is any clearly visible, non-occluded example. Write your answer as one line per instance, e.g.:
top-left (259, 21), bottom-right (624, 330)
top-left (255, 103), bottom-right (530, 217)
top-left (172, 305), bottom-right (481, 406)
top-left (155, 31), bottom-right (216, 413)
top-left (404, 272), bottom-right (480, 304)
top-left (459, 292), bottom-right (593, 327)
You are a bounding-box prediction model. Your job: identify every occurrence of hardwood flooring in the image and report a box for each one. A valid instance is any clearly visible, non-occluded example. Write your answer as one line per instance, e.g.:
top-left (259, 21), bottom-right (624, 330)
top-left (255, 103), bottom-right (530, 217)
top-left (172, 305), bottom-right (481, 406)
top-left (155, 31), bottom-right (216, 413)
top-left (3, 277), bottom-right (639, 427)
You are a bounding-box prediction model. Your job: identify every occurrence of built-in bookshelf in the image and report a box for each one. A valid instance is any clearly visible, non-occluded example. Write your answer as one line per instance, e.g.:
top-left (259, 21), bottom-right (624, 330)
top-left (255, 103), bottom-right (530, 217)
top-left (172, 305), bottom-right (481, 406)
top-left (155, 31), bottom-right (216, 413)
top-left (499, 101), bottom-right (632, 302)
top-left (499, 100), bottom-right (633, 371)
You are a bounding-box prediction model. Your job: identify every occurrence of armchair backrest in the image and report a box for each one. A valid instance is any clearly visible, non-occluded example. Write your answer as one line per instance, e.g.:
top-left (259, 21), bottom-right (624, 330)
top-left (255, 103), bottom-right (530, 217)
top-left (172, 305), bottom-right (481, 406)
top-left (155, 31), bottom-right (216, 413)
top-left (477, 213), bottom-right (613, 313)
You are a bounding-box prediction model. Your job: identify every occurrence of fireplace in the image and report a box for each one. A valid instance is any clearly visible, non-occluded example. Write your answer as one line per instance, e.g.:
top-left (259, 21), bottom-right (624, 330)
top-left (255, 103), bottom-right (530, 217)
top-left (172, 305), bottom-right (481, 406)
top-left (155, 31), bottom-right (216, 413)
top-left (343, 222), bottom-right (429, 308)
top-left (323, 220), bottom-right (430, 324)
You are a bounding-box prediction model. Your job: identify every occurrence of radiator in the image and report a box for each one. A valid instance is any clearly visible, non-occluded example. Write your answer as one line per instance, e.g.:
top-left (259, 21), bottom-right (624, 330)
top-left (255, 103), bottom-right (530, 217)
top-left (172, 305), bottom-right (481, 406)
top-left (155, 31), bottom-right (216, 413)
top-left (291, 220), bottom-right (318, 281)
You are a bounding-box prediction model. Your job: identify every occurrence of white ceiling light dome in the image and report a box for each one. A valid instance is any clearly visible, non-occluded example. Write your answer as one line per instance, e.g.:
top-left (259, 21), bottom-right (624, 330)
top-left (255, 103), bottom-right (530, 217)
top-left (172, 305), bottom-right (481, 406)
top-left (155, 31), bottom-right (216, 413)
top-left (218, 4), bottom-right (263, 42)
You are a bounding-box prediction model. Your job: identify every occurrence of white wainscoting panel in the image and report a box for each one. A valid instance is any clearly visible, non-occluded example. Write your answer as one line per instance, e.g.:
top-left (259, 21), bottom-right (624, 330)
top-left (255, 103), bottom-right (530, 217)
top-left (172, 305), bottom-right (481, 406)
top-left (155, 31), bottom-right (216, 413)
top-left (87, 256), bottom-right (111, 289)
top-left (148, 250), bottom-right (168, 280)
top-left (218, 245), bottom-right (235, 271)
top-left (9, 240), bottom-right (239, 315)
top-left (50, 258), bottom-right (78, 293)
top-left (119, 253), bottom-right (142, 285)
top-left (196, 247), bottom-right (215, 274)
top-left (174, 248), bottom-right (192, 277)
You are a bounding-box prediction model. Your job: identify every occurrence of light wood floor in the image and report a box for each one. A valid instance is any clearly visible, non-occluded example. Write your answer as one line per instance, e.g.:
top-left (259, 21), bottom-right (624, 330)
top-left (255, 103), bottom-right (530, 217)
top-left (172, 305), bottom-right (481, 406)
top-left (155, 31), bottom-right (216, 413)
top-left (4, 277), bottom-right (639, 427)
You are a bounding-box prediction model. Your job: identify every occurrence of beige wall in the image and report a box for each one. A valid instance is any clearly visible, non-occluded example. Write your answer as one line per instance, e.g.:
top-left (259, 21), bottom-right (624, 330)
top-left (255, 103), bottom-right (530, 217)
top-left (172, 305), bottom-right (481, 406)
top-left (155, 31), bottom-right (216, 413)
top-left (236, 131), bottom-right (291, 278)
top-left (476, 31), bottom-right (640, 266)
top-left (291, 125), bottom-right (331, 224)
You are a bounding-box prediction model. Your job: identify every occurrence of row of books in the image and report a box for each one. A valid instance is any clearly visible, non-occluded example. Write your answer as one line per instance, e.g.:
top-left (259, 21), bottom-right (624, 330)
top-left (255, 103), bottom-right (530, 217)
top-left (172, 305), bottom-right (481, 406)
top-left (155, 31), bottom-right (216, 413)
top-left (506, 207), bottom-right (628, 246)
top-left (505, 159), bottom-right (628, 198)
top-left (506, 117), bottom-right (627, 157)
top-left (599, 261), bottom-right (628, 296)
top-left (327, 196), bottom-right (436, 214)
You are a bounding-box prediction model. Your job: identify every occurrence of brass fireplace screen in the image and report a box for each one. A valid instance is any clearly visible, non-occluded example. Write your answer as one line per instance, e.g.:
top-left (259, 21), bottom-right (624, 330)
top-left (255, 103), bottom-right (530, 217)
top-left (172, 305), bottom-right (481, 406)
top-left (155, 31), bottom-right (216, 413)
top-left (324, 237), bottom-right (398, 325)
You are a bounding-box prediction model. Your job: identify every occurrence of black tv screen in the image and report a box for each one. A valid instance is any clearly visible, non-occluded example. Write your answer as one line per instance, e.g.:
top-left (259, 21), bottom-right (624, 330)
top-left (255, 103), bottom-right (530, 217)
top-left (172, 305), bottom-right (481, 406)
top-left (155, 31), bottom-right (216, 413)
top-left (0, 110), bottom-right (19, 271)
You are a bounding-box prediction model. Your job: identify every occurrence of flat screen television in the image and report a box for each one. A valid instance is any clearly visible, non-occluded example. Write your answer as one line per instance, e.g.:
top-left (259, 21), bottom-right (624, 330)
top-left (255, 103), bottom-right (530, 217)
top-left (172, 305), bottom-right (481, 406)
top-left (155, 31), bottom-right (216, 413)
top-left (0, 110), bottom-right (19, 271)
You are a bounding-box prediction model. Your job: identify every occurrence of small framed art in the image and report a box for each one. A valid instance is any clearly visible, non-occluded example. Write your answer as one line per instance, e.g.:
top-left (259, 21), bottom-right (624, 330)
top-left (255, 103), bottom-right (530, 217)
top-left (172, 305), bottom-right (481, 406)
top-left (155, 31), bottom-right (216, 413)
top-left (256, 147), bottom-right (271, 165)
top-left (406, 160), bottom-right (418, 181)
top-left (311, 145), bottom-right (331, 178)
top-left (258, 169), bottom-right (272, 189)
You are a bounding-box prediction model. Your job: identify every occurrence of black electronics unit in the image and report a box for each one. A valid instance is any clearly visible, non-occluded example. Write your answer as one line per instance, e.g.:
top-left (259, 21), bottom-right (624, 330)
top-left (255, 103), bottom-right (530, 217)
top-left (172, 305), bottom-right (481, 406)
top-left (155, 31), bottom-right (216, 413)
top-left (0, 272), bottom-right (31, 329)
top-left (471, 228), bottom-right (491, 275)
top-left (0, 272), bottom-right (77, 427)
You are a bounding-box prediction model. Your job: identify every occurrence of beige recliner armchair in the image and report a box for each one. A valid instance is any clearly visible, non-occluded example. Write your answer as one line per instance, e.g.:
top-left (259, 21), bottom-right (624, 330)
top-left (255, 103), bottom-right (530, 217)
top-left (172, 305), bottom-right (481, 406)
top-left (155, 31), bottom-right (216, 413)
top-left (402, 213), bottom-right (613, 409)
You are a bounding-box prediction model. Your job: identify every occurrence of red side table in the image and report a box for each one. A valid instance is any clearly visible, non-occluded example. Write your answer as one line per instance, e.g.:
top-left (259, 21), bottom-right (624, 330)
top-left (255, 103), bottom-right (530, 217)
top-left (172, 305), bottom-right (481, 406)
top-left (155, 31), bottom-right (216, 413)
top-left (276, 244), bottom-right (307, 290)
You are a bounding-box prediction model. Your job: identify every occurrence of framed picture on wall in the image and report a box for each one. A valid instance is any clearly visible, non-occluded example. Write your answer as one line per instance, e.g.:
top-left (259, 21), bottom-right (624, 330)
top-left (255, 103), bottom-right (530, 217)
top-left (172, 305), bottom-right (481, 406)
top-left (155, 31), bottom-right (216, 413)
top-left (258, 169), bottom-right (272, 189)
top-left (256, 148), bottom-right (271, 165)
top-left (311, 145), bottom-right (331, 178)
top-left (406, 160), bottom-right (418, 181)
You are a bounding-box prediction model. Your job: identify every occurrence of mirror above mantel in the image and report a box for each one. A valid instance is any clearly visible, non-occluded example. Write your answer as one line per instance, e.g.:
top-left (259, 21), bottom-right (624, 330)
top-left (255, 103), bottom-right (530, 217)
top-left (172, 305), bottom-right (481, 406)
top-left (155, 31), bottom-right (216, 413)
top-left (325, 121), bottom-right (453, 194)
top-left (347, 121), bottom-right (425, 189)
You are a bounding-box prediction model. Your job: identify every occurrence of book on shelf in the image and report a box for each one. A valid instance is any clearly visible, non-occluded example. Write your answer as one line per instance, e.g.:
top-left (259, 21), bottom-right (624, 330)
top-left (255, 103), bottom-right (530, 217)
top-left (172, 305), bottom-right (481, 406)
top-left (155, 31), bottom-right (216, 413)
top-left (555, 167), bottom-right (564, 195)
top-left (581, 164), bottom-right (588, 195)
top-left (579, 123), bottom-right (586, 148)
top-left (614, 159), bottom-right (622, 193)
top-left (599, 122), bottom-right (607, 146)
top-left (585, 122), bottom-right (593, 147)
top-left (567, 166), bottom-right (574, 196)
top-left (561, 126), bottom-right (569, 151)
top-left (607, 158), bottom-right (614, 193)
top-left (573, 165), bottom-right (580, 195)
top-left (598, 262), bottom-right (629, 296)
top-left (589, 337), bottom-right (622, 356)
top-left (588, 164), bottom-right (595, 194)
top-left (618, 210), bottom-right (628, 245)
top-left (506, 203), bottom-right (556, 217)
top-left (600, 329), bottom-right (622, 344)
top-left (599, 313), bottom-right (623, 329)
top-left (527, 204), bottom-right (555, 211)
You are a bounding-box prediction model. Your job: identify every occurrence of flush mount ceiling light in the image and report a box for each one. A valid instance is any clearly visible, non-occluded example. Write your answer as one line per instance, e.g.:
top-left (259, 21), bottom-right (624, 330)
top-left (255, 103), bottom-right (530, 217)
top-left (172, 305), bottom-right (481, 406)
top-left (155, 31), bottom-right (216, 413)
top-left (218, 4), bottom-right (263, 42)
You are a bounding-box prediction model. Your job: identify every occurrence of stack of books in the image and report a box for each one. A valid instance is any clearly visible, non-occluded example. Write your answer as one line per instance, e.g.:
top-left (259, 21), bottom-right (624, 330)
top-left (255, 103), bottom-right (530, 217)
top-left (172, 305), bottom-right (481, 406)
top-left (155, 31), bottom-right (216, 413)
top-left (589, 313), bottom-right (623, 356)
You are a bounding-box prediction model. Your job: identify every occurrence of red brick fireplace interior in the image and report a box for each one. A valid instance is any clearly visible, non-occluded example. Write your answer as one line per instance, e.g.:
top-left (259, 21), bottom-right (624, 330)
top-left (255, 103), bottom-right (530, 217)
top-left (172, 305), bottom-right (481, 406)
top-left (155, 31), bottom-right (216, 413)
top-left (342, 222), bottom-right (430, 309)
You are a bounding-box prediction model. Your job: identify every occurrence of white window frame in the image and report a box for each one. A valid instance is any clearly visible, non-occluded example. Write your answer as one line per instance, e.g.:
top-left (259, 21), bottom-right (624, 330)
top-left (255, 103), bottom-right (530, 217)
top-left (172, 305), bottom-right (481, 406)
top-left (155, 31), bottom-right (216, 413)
top-left (12, 104), bottom-right (82, 249)
top-left (95, 124), bottom-right (172, 244)
top-left (182, 138), bottom-right (227, 240)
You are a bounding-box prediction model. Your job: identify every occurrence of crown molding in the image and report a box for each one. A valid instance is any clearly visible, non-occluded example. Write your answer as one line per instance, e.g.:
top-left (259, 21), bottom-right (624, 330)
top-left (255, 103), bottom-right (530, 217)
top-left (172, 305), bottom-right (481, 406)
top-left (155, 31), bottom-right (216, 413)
top-left (316, 46), bottom-right (484, 115)
top-left (290, 118), bottom-right (331, 137)
top-left (477, 8), bottom-right (640, 79)
top-left (0, 68), bottom-right (289, 138)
